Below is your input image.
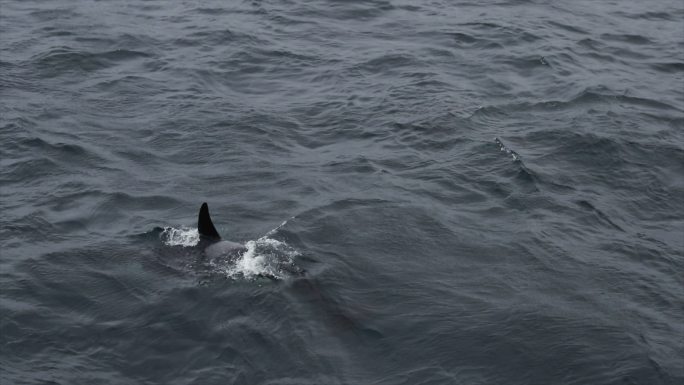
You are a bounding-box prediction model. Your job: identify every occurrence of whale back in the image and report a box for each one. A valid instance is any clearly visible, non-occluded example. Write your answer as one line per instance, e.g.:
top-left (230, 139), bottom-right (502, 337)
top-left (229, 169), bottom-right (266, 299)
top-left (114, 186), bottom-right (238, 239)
top-left (204, 240), bottom-right (247, 259)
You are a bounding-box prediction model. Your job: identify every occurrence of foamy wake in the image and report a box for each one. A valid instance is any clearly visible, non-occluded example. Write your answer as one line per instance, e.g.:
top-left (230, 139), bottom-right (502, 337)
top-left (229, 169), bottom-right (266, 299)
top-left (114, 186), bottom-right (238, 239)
top-left (160, 219), bottom-right (299, 280)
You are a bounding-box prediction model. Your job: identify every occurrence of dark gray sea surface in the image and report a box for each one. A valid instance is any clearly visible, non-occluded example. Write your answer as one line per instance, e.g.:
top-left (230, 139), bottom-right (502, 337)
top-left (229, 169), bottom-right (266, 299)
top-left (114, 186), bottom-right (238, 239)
top-left (1, 0), bottom-right (683, 383)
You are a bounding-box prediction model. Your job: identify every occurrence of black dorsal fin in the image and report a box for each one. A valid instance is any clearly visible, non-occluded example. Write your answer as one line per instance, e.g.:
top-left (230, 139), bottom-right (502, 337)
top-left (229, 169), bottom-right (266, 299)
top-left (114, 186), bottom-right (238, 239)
top-left (198, 202), bottom-right (221, 240)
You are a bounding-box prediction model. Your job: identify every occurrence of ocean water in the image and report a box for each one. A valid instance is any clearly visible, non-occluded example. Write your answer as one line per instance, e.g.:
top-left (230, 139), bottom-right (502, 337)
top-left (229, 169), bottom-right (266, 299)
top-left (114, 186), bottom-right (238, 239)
top-left (1, 0), bottom-right (683, 384)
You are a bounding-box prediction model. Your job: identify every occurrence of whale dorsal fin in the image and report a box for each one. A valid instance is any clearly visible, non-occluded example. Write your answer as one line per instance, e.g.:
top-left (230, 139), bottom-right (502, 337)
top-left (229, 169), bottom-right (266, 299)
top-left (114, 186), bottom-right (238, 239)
top-left (198, 202), bottom-right (221, 240)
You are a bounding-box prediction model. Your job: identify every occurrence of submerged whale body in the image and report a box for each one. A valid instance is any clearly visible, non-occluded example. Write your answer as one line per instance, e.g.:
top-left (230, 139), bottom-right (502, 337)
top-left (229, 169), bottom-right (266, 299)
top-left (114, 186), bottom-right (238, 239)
top-left (198, 202), bottom-right (247, 258)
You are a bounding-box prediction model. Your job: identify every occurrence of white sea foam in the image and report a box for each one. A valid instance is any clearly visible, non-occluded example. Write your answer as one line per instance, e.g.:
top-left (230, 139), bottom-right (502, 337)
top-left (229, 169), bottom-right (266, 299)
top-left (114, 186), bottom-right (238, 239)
top-left (160, 226), bottom-right (199, 247)
top-left (222, 235), bottom-right (299, 280)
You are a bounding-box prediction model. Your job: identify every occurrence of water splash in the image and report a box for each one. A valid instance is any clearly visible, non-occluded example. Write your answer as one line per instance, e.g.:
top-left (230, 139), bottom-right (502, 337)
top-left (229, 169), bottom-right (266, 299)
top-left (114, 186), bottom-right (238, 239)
top-left (160, 226), bottom-right (199, 247)
top-left (220, 236), bottom-right (300, 280)
top-left (160, 219), bottom-right (300, 280)
top-left (265, 217), bottom-right (294, 236)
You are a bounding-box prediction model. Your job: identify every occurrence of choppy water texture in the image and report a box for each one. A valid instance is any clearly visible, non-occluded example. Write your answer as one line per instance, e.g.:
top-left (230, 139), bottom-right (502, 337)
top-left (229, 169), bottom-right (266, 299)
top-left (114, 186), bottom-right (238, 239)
top-left (1, 0), bottom-right (683, 384)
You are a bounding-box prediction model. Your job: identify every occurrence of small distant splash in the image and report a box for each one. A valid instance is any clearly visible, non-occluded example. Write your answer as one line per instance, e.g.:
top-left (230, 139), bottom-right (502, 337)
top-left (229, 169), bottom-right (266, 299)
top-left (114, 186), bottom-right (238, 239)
top-left (160, 226), bottom-right (199, 247)
top-left (495, 137), bottom-right (520, 161)
top-left (159, 219), bottom-right (300, 280)
top-left (265, 217), bottom-right (294, 236)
